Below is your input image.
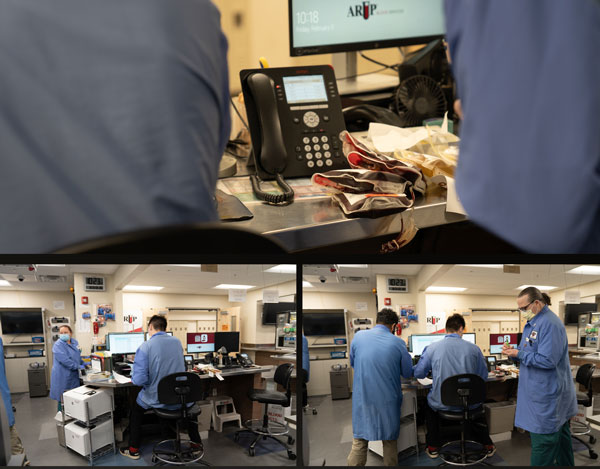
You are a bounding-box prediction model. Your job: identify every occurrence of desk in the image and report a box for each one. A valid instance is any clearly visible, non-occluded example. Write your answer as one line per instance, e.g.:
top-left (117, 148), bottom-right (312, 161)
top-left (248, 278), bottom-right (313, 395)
top-left (568, 352), bottom-right (600, 392)
top-left (241, 346), bottom-right (296, 368)
top-left (83, 366), bottom-right (272, 422)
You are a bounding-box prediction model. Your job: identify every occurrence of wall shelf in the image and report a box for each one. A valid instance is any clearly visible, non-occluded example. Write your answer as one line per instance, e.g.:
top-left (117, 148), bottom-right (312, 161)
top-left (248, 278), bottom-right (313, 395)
top-left (4, 343), bottom-right (45, 347)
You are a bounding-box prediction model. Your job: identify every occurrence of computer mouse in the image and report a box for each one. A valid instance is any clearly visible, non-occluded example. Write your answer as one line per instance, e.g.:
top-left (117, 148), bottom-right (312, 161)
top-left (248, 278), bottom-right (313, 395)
top-left (343, 104), bottom-right (404, 132)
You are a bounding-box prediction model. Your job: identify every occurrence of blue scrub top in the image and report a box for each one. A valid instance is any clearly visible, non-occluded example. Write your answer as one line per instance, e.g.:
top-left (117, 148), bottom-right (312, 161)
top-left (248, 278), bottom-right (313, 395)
top-left (0, 0), bottom-right (231, 253)
top-left (302, 335), bottom-right (310, 381)
top-left (444, 0), bottom-right (600, 253)
top-left (413, 333), bottom-right (488, 411)
top-left (512, 306), bottom-right (577, 434)
top-left (50, 337), bottom-right (83, 402)
top-left (350, 325), bottom-right (413, 441)
top-left (0, 339), bottom-right (15, 427)
top-left (132, 331), bottom-right (186, 410)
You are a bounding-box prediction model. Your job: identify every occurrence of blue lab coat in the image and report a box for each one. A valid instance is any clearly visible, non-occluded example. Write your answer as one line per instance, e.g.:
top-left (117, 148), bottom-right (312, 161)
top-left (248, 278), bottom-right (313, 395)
top-left (512, 306), bottom-right (577, 434)
top-left (0, 339), bottom-right (15, 427)
top-left (50, 338), bottom-right (83, 401)
top-left (132, 332), bottom-right (186, 410)
top-left (413, 334), bottom-right (488, 411)
top-left (0, 0), bottom-right (231, 253)
top-left (350, 325), bottom-right (413, 441)
top-left (302, 335), bottom-right (310, 381)
top-left (444, 0), bottom-right (600, 253)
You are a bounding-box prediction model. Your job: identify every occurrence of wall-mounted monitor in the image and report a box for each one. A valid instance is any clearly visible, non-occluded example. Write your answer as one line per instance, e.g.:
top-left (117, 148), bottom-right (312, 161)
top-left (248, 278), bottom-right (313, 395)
top-left (564, 303), bottom-right (597, 325)
top-left (262, 302), bottom-right (296, 325)
top-left (0, 309), bottom-right (44, 335)
top-left (303, 311), bottom-right (346, 336)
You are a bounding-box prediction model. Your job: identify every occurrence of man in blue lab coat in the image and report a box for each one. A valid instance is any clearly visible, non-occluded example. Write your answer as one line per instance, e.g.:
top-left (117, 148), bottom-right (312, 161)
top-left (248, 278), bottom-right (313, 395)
top-left (503, 287), bottom-right (577, 466)
top-left (120, 315), bottom-right (202, 460)
top-left (302, 334), bottom-right (310, 407)
top-left (444, 0), bottom-right (600, 253)
top-left (413, 314), bottom-right (494, 458)
top-left (0, 0), bottom-right (231, 253)
top-left (348, 308), bottom-right (412, 466)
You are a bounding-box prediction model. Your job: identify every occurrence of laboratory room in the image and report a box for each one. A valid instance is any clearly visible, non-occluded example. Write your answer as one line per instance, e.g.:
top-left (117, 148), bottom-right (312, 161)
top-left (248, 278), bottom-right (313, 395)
top-left (301, 264), bottom-right (600, 466)
top-left (0, 264), bottom-right (298, 466)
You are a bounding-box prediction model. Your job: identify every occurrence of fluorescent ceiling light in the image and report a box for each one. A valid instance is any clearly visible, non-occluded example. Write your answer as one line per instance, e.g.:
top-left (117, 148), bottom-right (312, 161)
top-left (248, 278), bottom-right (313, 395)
top-left (265, 265), bottom-right (296, 274)
top-left (168, 264), bottom-right (202, 268)
top-left (426, 286), bottom-right (467, 293)
top-left (458, 264), bottom-right (503, 269)
top-left (336, 264), bottom-right (368, 268)
top-left (516, 285), bottom-right (557, 291)
top-left (303, 281), bottom-right (313, 288)
top-left (123, 285), bottom-right (164, 291)
top-left (213, 284), bottom-right (254, 290)
top-left (567, 266), bottom-right (600, 275)
top-left (0, 280), bottom-right (11, 287)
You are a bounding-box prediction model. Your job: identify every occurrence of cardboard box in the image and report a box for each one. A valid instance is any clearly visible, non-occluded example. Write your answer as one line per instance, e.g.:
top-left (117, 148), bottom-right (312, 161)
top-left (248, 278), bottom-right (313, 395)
top-left (484, 401), bottom-right (516, 434)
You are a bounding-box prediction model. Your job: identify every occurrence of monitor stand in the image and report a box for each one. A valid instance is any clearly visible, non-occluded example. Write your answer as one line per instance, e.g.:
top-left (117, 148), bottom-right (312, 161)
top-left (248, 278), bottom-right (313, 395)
top-left (332, 51), bottom-right (399, 96)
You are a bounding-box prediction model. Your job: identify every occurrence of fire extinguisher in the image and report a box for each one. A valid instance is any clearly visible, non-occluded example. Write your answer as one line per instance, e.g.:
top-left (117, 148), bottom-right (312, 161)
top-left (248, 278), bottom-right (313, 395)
top-left (93, 321), bottom-right (99, 335)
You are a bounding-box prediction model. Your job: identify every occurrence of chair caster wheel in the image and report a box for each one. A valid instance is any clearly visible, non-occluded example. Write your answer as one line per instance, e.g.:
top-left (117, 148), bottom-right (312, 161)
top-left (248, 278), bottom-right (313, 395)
top-left (590, 436), bottom-right (597, 444)
top-left (288, 451), bottom-right (297, 460)
top-left (288, 436), bottom-right (295, 445)
top-left (590, 451), bottom-right (598, 460)
top-left (313, 409), bottom-right (317, 415)
top-left (249, 448), bottom-right (255, 457)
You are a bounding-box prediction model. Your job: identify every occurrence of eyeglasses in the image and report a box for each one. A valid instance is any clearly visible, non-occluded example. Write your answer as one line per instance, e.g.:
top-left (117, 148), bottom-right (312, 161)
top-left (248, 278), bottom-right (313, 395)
top-left (518, 300), bottom-right (535, 312)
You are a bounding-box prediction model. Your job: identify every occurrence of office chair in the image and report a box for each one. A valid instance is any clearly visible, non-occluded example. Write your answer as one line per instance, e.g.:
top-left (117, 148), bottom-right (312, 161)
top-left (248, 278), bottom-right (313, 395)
top-left (234, 363), bottom-right (296, 460)
top-left (438, 374), bottom-right (491, 466)
top-left (571, 363), bottom-right (598, 460)
top-left (54, 223), bottom-right (287, 253)
top-left (151, 372), bottom-right (209, 466)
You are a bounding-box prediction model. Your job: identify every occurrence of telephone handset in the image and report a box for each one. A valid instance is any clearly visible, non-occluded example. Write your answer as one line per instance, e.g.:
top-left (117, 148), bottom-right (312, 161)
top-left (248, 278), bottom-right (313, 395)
top-left (236, 352), bottom-right (253, 367)
top-left (240, 65), bottom-right (348, 204)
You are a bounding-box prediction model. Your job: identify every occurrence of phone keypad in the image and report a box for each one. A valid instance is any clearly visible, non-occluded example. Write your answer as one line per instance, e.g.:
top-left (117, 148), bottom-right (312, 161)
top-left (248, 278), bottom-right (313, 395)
top-left (297, 132), bottom-right (341, 170)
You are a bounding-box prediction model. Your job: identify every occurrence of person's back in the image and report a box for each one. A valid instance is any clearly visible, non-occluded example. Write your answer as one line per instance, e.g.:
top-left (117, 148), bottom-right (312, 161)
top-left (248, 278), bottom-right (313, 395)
top-left (414, 335), bottom-right (487, 411)
top-left (133, 333), bottom-right (185, 409)
top-left (0, 0), bottom-right (231, 252)
top-left (445, 0), bottom-right (600, 253)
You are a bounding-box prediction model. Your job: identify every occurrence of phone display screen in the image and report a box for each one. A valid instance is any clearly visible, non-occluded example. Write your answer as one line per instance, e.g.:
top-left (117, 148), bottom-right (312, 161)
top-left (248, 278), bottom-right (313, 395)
top-left (283, 75), bottom-right (328, 104)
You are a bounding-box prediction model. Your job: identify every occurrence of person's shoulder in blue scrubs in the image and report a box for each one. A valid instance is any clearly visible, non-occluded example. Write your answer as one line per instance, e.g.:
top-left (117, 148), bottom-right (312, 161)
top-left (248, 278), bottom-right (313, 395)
top-left (444, 0), bottom-right (600, 253)
top-left (0, 0), bottom-right (231, 252)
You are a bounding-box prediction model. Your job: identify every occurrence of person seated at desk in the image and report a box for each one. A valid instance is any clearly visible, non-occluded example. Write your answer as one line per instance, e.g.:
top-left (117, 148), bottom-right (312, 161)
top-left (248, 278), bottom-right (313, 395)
top-left (413, 314), bottom-right (495, 459)
top-left (0, 0), bottom-right (231, 253)
top-left (120, 315), bottom-right (202, 460)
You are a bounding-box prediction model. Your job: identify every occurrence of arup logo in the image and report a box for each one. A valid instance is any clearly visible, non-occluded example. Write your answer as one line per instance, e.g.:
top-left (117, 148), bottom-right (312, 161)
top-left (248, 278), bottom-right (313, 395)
top-left (348, 1), bottom-right (377, 20)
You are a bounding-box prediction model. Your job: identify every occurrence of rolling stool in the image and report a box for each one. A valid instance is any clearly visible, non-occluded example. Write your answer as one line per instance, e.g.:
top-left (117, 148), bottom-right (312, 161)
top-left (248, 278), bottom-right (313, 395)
top-left (151, 372), bottom-right (210, 466)
top-left (234, 363), bottom-right (296, 460)
top-left (571, 363), bottom-right (598, 460)
top-left (438, 374), bottom-right (491, 466)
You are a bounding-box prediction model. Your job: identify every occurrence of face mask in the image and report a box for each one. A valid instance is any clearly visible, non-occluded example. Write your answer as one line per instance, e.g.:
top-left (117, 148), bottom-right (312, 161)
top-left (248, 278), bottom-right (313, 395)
top-left (59, 334), bottom-right (70, 342)
top-left (522, 310), bottom-right (535, 321)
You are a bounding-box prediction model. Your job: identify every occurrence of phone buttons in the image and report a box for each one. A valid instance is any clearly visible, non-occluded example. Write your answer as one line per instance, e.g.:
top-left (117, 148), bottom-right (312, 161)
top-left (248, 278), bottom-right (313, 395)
top-left (296, 154), bottom-right (304, 161)
top-left (323, 115), bottom-right (330, 122)
top-left (314, 144), bottom-right (321, 152)
top-left (315, 152), bottom-right (323, 159)
top-left (306, 153), bottom-right (313, 160)
top-left (303, 111), bottom-right (320, 128)
top-left (304, 145), bottom-right (311, 152)
top-left (307, 161), bottom-right (315, 168)
top-left (323, 143), bottom-right (330, 151)
top-left (321, 136), bottom-right (329, 143)
top-left (303, 137), bottom-right (310, 144)
top-left (295, 146), bottom-right (302, 152)
top-left (316, 160), bottom-right (324, 167)
top-left (325, 159), bottom-right (333, 167)
top-left (324, 151), bottom-right (331, 158)
top-left (311, 136), bottom-right (319, 144)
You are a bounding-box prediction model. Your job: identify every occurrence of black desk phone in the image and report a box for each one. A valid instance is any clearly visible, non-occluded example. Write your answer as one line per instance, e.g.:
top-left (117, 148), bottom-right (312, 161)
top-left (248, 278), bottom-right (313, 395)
top-left (240, 65), bottom-right (348, 204)
top-left (236, 352), bottom-right (253, 367)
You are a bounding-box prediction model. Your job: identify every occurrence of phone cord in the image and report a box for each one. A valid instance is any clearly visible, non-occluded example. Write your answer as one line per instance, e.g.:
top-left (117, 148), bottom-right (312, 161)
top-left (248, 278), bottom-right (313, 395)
top-left (250, 173), bottom-right (295, 205)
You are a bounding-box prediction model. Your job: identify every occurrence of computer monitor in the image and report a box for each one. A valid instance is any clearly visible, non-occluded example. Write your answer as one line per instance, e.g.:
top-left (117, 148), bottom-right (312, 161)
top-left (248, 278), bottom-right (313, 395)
top-left (462, 333), bottom-right (476, 344)
top-left (215, 332), bottom-right (240, 354)
top-left (186, 332), bottom-right (215, 354)
top-left (289, 0), bottom-right (445, 56)
top-left (411, 334), bottom-right (445, 356)
top-left (144, 331), bottom-right (173, 340)
top-left (489, 333), bottom-right (519, 354)
top-left (107, 332), bottom-right (145, 355)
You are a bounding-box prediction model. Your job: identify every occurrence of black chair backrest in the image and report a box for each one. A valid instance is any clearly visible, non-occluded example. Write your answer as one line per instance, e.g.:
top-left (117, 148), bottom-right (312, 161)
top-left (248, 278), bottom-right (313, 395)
top-left (274, 363), bottom-right (294, 399)
top-left (157, 372), bottom-right (204, 407)
top-left (440, 374), bottom-right (486, 409)
top-left (576, 363), bottom-right (596, 396)
top-left (54, 223), bottom-right (287, 254)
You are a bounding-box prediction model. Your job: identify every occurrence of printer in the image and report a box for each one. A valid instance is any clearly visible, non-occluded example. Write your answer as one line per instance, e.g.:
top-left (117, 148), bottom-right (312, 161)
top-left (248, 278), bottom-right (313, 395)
top-left (63, 385), bottom-right (113, 423)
